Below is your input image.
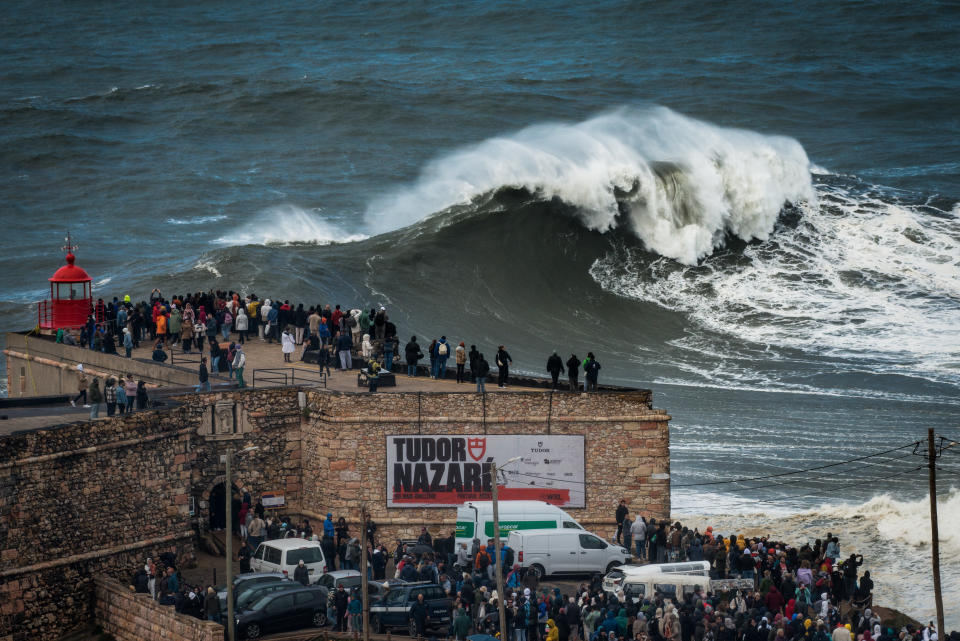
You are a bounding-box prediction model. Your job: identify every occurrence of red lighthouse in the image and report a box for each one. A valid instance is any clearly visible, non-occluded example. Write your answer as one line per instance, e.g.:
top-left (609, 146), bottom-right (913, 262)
top-left (38, 234), bottom-right (93, 333)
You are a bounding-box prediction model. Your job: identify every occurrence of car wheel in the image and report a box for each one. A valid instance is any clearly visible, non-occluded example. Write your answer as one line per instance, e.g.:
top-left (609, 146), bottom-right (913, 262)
top-left (246, 623), bottom-right (261, 640)
top-left (409, 618), bottom-right (418, 638)
top-left (374, 615), bottom-right (385, 634)
top-left (313, 610), bottom-right (327, 627)
top-left (606, 561), bottom-right (621, 573)
top-left (530, 564), bottom-right (546, 579)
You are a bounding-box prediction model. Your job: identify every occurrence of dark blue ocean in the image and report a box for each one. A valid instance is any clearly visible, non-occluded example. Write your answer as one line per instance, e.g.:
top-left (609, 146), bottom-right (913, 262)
top-left (2, 0), bottom-right (959, 621)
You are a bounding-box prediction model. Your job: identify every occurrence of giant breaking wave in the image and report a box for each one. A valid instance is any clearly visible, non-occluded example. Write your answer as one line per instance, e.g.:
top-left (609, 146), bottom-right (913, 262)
top-left (365, 105), bottom-right (815, 265)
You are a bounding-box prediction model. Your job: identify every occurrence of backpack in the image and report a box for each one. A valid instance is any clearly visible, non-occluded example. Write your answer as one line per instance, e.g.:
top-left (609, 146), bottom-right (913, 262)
top-left (438, 342), bottom-right (448, 356)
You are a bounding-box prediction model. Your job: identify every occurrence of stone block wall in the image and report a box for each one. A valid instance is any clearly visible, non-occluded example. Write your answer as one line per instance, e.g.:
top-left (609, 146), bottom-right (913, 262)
top-left (0, 407), bottom-right (197, 641)
top-left (0, 409), bottom-right (194, 569)
top-left (94, 576), bottom-right (223, 641)
top-left (0, 384), bottom-right (669, 639)
top-left (0, 537), bottom-right (195, 641)
top-left (301, 389), bottom-right (670, 542)
top-left (171, 388), bottom-right (304, 522)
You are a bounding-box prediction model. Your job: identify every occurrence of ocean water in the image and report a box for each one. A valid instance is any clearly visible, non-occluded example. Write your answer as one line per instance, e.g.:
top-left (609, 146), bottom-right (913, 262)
top-left (1, 0), bottom-right (958, 625)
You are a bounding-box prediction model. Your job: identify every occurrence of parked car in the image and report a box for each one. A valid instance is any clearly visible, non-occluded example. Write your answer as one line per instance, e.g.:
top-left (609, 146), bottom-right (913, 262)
top-left (236, 579), bottom-right (306, 612)
top-left (250, 538), bottom-right (328, 583)
top-left (236, 585), bottom-right (328, 639)
top-left (315, 569), bottom-right (362, 591)
top-left (217, 572), bottom-right (288, 611)
top-left (317, 570), bottom-right (398, 600)
top-left (508, 529), bottom-right (630, 578)
top-left (369, 581), bottom-right (453, 636)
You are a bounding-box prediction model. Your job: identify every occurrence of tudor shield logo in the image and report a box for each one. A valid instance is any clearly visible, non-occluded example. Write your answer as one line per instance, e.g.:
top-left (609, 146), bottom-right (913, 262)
top-left (467, 437), bottom-right (487, 461)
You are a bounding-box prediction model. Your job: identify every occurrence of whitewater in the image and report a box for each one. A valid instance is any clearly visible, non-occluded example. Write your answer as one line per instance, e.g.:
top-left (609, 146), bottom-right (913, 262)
top-left (222, 106), bottom-right (960, 389)
top-left (676, 489), bottom-right (960, 629)
top-left (364, 106), bottom-right (816, 265)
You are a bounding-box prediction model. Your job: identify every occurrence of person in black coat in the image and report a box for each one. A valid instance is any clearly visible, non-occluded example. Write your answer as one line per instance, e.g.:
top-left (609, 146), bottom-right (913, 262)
top-left (410, 593), bottom-right (430, 638)
top-left (132, 568), bottom-right (149, 593)
top-left (495, 346), bottom-right (512, 388)
top-left (293, 560), bottom-right (310, 586)
top-left (405, 336), bottom-right (422, 377)
top-left (468, 345), bottom-right (480, 382)
top-left (333, 584), bottom-right (349, 631)
top-left (546, 352), bottom-right (565, 389)
top-left (566, 355), bottom-right (580, 392)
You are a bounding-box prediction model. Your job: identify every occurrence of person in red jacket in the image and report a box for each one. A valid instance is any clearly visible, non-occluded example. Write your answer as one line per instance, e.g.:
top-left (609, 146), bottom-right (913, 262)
top-left (765, 583), bottom-right (785, 615)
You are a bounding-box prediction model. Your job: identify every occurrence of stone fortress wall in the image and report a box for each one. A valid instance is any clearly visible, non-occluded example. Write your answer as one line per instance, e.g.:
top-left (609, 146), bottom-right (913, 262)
top-left (0, 386), bottom-right (670, 641)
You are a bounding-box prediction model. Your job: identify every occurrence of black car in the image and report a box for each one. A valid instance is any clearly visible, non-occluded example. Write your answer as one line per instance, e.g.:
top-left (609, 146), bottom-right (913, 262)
top-left (235, 580), bottom-right (303, 612)
top-left (218, 572), bottom-right (288, 612)
top-left (369, 582), bottom-right (452, 636)
top-left (236, 585), bottom-right (328, 639)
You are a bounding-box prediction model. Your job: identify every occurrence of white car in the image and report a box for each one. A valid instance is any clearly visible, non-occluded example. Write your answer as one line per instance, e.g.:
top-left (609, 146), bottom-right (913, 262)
top-left (508, 529), bottom-right (630, 578)
top-left (250, 538), bottom-right (329, 583)
top-left (602, 561), bottom-right (711, 594)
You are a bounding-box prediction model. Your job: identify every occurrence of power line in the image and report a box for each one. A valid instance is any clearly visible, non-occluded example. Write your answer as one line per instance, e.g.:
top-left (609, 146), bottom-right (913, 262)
top-left (673, 441), bottom-right (921, 487)
top-left (715, 452), bottom-right (919, 494)
top-left (686, 464), bottom-right (926, 507)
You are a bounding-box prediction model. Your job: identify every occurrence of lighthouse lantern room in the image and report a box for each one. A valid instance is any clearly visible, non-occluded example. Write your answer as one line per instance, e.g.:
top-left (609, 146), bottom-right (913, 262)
top-left (38, 234), bottom-right (93, 332)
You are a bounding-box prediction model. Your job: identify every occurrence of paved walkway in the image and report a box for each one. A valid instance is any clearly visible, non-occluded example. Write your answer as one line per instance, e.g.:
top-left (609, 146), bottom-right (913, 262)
top-left (0, 334), bottom-right (554, 434)
top-left (140, 335), bottom-right (539, 394)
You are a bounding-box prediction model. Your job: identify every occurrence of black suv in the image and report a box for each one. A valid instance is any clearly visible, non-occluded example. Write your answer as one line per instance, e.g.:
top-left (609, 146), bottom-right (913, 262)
top-left (369, 582), bottom-right (452, 636)
top-left (235, 585), bottom-right (328, 639)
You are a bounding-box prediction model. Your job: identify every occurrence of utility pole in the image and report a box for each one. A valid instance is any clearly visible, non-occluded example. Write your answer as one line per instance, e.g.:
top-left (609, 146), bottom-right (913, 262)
top-left (223, 445), bottom-right (257, 641)
top-left (225, 448), bottom-right (235, 641)
top-left (491, 460), bottom-right (507, 641)
top-left (360, 502), bottom-right (370, 641)
top-left (927, 429), bottom-right (945, 638)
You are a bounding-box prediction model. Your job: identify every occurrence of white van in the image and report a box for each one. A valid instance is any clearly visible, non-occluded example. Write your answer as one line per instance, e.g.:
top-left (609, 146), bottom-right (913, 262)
top-left (250, 538), bottom-right (329, 583)
top-left (508, 529), bottom-right (630, 578)
top-left (456, 501), bottom-right (584, 553)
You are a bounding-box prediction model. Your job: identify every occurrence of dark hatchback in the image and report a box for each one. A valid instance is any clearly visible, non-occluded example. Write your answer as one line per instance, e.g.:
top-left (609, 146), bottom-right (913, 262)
top-left (235, 585), bottom-right (328, 639)
top-left (369, 582), bottom-right (452, 636)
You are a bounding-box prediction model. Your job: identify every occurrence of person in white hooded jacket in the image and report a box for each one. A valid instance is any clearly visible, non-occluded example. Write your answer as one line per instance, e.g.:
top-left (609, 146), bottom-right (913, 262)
top-left (259, 299), bottom-right (272, 340)
top-left (234, 307), bottom-right (248, 344)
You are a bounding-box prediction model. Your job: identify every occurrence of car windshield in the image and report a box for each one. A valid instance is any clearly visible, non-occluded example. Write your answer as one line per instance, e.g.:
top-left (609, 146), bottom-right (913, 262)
top-left (339, 577), bottom-right (361, 589)
top-left (287, 547), bottom-right (324, 565)
top-left (250, 595), bottom-right (273, 611)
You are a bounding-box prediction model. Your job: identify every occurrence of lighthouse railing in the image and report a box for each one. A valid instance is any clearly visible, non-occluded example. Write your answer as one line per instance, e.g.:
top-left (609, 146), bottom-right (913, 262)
top-left (38, 300), bottom-right (52, 329)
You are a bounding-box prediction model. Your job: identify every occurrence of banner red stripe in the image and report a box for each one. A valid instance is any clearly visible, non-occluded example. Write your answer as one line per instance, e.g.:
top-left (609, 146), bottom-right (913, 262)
top-left (391, 486), bottom-right (571, 505)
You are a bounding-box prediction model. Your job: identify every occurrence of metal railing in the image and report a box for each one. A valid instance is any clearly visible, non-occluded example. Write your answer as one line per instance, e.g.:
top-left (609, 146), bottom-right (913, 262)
top-left (168, 347), bottom-right (202, 366)
top-left (251, 367), bottom-right (327, 389)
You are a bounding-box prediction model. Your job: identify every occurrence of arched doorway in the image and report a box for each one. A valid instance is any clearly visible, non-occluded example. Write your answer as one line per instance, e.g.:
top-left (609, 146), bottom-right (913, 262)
top-left (208, 482), bottom-right (241, 531)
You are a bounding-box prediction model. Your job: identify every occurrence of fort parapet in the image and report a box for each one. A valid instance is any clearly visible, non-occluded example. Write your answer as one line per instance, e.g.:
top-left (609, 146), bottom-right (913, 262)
top-left (0, 383), bottom-right (669, 640)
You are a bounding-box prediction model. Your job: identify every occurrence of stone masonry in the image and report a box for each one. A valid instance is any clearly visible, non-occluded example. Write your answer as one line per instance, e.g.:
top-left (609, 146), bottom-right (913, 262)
top-left (94, 576), bottom-right (223, 641)
top-left (0, 385), bottom-right (669, 640)
top-left (300, 389), bottom-right (670, 541)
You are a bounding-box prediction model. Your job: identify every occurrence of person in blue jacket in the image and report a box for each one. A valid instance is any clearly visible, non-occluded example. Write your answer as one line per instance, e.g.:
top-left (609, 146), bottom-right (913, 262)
top-left (434, 336), bottom-right (451, 379)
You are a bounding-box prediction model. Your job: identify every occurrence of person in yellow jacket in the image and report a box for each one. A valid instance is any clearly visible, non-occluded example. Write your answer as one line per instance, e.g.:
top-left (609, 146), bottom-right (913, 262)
top-left (546, 619), bottom-right (558, 641)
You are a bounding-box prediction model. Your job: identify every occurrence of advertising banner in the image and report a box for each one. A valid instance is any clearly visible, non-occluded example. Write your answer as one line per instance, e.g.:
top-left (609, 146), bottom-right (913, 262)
top-left (387, 434), bottom-right (585, 508)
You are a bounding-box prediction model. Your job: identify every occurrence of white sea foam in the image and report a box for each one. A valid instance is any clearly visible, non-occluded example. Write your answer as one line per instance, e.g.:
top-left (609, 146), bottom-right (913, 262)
top-left (216, 204), bottom-right (368, 246)
top-left (193, 259), bottom-right (222, 278)
top-left (365, 105), bottom-right (815, 265)
top-left (591, 187), bottom-right (960, 383)
top-left (674, 488), bottom-right (960, 628)
top-left (166, 214), bottom-right (227, 225)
